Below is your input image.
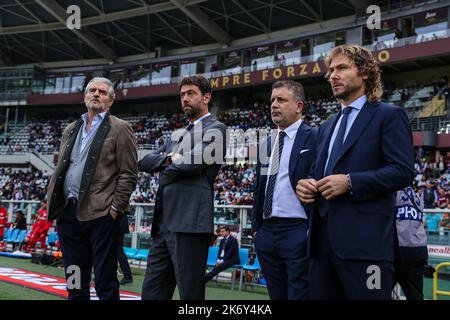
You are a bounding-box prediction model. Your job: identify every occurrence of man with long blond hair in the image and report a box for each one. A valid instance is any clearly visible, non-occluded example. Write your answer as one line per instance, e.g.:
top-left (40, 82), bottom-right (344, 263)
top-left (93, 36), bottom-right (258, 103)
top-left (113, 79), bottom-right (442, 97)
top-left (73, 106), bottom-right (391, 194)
top-left (296, 44), bottom-right (414, 299)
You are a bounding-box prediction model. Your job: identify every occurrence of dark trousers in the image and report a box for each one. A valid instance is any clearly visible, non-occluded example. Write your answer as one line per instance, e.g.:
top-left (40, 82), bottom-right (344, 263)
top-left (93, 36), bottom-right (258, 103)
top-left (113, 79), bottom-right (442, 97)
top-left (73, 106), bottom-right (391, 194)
top-left (310, 217), bottom-right (394, 300)
top-left (141, 226), bottom-right (210, 300)
top-left (205, 260), bottom-right (235, 282)
top-left (254, 217), bottom-right (309, 300)
top-left (118, 234), bottom-right (133, 280)
top-left (56, 202), bottom-right (120, 300)
top-left (394, 260), bottom-right (425, 300)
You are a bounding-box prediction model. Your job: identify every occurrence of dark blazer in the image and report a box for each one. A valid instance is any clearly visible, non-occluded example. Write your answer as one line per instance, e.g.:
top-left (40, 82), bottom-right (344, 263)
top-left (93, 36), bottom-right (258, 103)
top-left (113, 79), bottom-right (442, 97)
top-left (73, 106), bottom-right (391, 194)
top-left (13, 216), bottom-right (27, 231)
top-left (251, 122), bottom-right (317, 231)
top-left (139, 116), bottom-right (227, 237)
top-left (47, 112), bottom-right (138, 221)
top-left (423, 189), bottom-right (436, 208)
top-left (218, 235), bottom-right (240, 265)
top-left (308, 101), bottom-right (414, 262)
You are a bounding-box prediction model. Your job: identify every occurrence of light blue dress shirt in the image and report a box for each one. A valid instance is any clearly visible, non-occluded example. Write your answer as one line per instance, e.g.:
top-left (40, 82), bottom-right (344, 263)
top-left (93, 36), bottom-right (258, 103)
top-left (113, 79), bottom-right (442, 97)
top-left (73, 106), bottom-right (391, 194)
top-left (324, 95), bottom-right (367, 175)
top-left (80, 111), bottom-right (107, 152)
top-left (266, 118), bottom-right (308, 220)
top-left (192, 112), bottom-right (211, 125)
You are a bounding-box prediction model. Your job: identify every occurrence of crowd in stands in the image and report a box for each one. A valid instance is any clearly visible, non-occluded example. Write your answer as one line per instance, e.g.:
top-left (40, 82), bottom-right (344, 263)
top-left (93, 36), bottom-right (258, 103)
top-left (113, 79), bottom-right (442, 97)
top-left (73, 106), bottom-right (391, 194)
top-left (0, 120), bottom-right (64, 154)
top-left (0, 86), bottom-right (449, 213)
top-left (131, 111), bottom-right (186, 146)
top-left (218, 97), bottom-right (340, 130)
top-left (214, 164), bottom-right (256, 205)
top-left (0, 152), bottom-right (448, 212)
top-left (130, 164), bottom-right (257, 205)
top-left (28, 121), bottom-right (62, 152)
top-left (0, 168), bottom-right (49, 201)
top-left (218, 101), bottom-right (272, 130)
top-left (0, 96), bottom-right (338, 155)
top-left (413, 150), bottom-right (450, 232)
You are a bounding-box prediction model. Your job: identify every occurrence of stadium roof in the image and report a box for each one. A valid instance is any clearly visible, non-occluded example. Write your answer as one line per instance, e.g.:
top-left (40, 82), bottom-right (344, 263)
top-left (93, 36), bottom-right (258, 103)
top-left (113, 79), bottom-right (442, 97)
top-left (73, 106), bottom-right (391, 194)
top-left (0, 0), bottom-right (369, 65)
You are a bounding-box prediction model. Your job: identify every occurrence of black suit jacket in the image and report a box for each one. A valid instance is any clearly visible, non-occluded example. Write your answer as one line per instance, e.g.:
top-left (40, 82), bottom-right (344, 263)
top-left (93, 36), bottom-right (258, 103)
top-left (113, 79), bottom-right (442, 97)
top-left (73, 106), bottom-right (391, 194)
top-left (217, 235), bottom-right (240, 265)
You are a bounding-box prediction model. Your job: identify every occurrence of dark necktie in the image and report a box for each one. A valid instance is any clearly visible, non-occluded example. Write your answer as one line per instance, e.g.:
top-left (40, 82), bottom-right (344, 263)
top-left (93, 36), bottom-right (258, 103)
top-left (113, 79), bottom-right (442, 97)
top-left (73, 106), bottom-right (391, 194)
top-left (319, 107), bottom-right (353, 218)
top-left (186, 122), bottom-right (194, 131)
top-left (324, 106), bottom-right (353, 176)
top-left (177, 122), bottom-right (194, 144)
top-left (263, 131), bottom-right (286, 219)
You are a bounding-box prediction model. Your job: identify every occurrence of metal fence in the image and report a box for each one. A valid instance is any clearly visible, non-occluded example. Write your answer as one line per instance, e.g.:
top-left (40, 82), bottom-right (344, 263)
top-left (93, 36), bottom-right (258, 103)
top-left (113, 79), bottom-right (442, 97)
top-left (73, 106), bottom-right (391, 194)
top-left (1, 200), bottom-right (449, 259)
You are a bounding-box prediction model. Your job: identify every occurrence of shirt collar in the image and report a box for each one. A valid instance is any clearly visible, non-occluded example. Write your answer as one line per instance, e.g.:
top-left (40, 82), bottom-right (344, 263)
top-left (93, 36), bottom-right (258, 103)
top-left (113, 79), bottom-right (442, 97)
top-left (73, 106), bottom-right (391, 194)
top-left (279, 118), bottom-right (302, 140)
top-left (191, 112), bottom-right (211, 126)
top-left (81, 111), bottom-right (107, 123)
top-left (341, 94), bottom-right (367, 111)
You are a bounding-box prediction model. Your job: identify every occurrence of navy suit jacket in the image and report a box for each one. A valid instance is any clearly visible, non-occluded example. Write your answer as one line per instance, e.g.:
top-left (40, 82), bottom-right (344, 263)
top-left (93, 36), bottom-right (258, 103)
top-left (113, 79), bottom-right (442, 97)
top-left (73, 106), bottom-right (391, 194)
top-left (308, 101), bottom-right (414, 262)
top-left (251, 122), bottom-right (317, 232)
top-left (218, 235), bottom-right (240, 265)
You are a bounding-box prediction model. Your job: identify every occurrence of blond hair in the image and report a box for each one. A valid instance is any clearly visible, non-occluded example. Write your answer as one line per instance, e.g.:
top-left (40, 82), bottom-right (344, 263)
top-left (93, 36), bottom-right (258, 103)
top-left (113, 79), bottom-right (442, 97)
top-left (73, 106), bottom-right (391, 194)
top-left (325, 44), bottom-right (383, 103)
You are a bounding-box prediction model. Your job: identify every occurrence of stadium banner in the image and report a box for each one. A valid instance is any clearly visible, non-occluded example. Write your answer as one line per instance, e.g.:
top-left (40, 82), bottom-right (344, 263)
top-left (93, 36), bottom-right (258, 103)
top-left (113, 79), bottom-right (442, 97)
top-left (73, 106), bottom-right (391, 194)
top-left (427, 244), bottom-right (450, 259)
top-left (26, 36), bottom-right (450, 106)
top-left (0, 267), bottom-right (140, 300)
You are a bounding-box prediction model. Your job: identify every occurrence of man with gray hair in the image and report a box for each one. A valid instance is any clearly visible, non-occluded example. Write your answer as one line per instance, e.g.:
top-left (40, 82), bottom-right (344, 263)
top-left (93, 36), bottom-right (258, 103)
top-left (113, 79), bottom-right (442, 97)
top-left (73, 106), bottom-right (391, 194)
top-left (47, 77), bottom-right (138, 300)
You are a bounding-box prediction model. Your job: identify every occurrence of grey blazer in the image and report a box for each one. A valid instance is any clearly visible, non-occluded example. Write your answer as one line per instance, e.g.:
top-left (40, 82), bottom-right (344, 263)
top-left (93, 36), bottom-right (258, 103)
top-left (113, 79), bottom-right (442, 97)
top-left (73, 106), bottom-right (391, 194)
top-left (139, 116), bottom-right (227, 236)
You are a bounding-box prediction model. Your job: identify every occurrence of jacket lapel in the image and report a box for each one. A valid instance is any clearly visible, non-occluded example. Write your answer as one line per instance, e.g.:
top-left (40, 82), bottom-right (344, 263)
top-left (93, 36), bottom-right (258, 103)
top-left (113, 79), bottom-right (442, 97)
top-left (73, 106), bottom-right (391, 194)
top-left (316, 112), bottom-right (341, 178)
top-left (333, 101), bottom-right (378, 166)
top-left (288, 123), bottom-right (310, 189)
top-left (60, 119), bottom-right (84, 163)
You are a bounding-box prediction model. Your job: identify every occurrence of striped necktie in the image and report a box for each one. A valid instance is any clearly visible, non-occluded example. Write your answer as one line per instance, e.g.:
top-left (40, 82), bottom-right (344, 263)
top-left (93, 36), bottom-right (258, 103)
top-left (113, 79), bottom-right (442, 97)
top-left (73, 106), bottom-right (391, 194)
top-left (263, 131), bottom-right (286, 219)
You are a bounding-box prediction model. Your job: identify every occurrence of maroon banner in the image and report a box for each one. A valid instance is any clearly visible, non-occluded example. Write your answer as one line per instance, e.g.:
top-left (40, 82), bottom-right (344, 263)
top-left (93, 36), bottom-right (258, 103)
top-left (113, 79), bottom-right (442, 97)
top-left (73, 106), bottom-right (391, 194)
top-left (26, 37), bottom-right (450, 105)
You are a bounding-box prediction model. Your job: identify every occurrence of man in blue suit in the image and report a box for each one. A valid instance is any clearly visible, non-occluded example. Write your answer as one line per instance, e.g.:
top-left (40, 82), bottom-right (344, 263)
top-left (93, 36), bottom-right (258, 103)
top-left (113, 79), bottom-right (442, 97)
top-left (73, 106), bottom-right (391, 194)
top-left (251, 80), bottom-right (316, 300)
top-left (205, 225), bottom-right (240, 282)
top-left (296, 44), bottom-right (414, 299)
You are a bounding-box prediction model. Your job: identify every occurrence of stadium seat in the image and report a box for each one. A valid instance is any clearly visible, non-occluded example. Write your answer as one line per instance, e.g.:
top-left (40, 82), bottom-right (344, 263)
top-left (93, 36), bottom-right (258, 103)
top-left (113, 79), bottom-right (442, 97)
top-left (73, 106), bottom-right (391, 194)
top-left (124, 247), bottom-right (138, 259)
top-left (206, 246), bottom-right (219, 268)
top-left (13, 230), bottom-right (27, 243)
top-left (134, 249), bottom-right (149, 260)
top-left (3, 228), bottom-right (13, 242)
top-left (241, 255), bottom-right (262, 291)
top-left (13, 230), bottom-right (29, 250)
top-left (134, 249), bottom-right (150, 268)
top-left (45, 232), bottom-right (57, 246)
top-left (45, 232), bottom-right (58, 254)
top-left (5, 229), bottom-right (20, 244)
top-left (231, 248), bottom-right (249, 290)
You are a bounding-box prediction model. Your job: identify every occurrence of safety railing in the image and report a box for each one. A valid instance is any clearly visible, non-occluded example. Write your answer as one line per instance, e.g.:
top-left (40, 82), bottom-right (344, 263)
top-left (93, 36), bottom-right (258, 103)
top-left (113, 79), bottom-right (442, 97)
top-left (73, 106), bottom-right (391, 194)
top-left (1, 200), bottom-right (449, 250)
top-left (433, 262), bottom-right (450, 300)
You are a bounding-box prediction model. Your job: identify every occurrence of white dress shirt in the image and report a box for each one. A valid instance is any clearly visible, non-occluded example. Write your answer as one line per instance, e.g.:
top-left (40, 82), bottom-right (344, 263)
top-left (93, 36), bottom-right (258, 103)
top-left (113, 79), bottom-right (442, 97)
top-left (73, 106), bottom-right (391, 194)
top-left (266, 118), bottom-right (308, 219)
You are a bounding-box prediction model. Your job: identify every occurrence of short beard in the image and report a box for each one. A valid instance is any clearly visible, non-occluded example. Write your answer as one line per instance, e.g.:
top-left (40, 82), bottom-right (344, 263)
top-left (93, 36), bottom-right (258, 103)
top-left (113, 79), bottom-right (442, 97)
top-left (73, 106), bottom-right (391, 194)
top-left (333, 83), bottom-right (360, 101)
top-left (184, 105), bottom-right (200, 119)
top-left (86, 102), bottom-right (108, 114)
